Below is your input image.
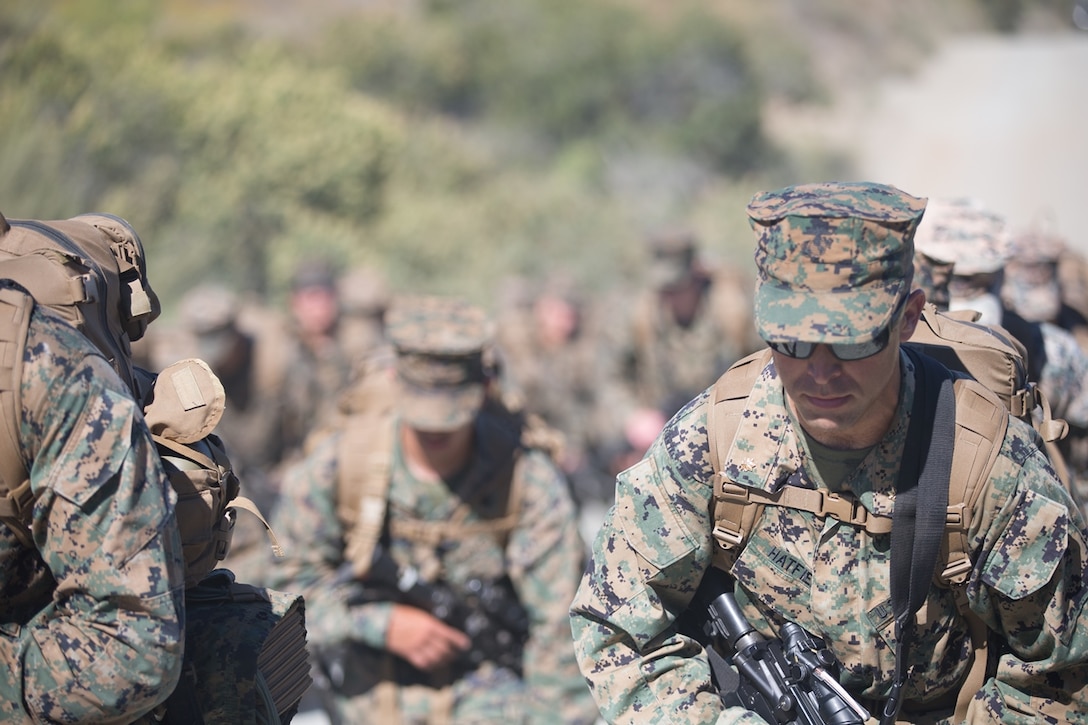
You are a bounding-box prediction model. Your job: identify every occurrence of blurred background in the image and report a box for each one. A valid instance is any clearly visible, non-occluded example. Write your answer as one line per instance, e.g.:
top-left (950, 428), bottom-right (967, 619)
top-left (5, 4), bottom-right (1084, 722)
top-left (0, 0), bottom-right (1083, 316)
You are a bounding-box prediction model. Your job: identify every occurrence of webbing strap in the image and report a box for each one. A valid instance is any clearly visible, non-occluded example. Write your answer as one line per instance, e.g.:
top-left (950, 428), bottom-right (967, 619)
top-left (941, 381), bottom-right (1007, 723)
top-left (708, 350), bottom-right (770, 572)
top-left (0, 284), bottom-right (34, 547)
top-left (230, 496), bottom-right (284, 559)
top-left (716, 482), bottom-right (893, 538)
top-left (339, 411), bottom-right (398, 580)
top-left (882, 350), bottom-right (955, 725)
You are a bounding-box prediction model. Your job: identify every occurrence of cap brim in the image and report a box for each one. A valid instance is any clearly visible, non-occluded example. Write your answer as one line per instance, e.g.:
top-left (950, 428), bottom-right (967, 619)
top-left (755, 279), bottom-right (907, 344)
top-left (397, 381), bottom-right (485, 432)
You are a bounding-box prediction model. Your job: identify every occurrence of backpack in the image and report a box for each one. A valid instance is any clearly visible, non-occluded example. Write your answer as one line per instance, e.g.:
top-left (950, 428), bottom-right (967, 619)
top-left (704, 304), bottom-right (1069, 721)
top-left (0, 213), bottom-right (311, 724)
top-left (906, 303), bottom-right (1073, 491)
top-left (331, 363), bottom-right (554, 581)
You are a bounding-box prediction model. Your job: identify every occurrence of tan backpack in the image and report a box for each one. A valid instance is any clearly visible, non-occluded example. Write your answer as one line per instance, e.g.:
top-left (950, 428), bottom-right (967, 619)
top-left (0, 213), bottom-right (309, 724)
top-left (906, 303), bottom-right (1072, 492)
top-left (330, 366), bottom-right (543, 581)
top-left (0, 213), bottom-right (160, 544)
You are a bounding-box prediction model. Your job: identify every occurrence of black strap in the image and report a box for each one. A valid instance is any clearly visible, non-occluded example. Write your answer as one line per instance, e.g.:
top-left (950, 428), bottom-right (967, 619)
top-left (882, 349), bottom-right (956, 725)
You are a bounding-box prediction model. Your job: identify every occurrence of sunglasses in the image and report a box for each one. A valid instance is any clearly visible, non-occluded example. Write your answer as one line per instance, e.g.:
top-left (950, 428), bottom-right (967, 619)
top-left (764, 321), bottom-right (897, 361)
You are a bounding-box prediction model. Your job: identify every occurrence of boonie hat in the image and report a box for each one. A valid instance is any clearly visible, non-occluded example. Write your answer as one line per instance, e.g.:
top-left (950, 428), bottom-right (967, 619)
top-left (386, 295), bottom-right (493, 431)
top-left (913, 197), bottom-right (1010, 275)
top-left (749, 181), bottom-right (927, 345)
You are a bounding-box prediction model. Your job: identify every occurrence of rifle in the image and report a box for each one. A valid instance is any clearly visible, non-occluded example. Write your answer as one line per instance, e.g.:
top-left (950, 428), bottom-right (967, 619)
top-left (335, 545), bottom-right (530, 675)
top-left (692, 568), bottom-right (870, 725)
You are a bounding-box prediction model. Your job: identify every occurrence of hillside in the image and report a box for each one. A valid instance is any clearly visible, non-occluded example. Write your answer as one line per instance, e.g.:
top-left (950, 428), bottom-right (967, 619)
top-left (0, 0), bottom-right (1076, 310)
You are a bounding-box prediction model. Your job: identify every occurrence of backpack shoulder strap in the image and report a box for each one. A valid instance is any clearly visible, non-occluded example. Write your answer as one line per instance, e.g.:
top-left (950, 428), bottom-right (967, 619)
top-left (0, 282), bottom-right (36, 548)
top-left (941, 377), bottom-right (1008, 598)
top-left (707, 348), bottom-right (772, 572)
top-left (944, 375), bottom-right (1008, 722)
top-left (337, 408), bottom-right (398, 580)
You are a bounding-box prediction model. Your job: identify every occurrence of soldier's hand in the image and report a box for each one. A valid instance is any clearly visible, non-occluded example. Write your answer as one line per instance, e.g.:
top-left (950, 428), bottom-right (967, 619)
top-left (386, 604), bottom-right (471, 671)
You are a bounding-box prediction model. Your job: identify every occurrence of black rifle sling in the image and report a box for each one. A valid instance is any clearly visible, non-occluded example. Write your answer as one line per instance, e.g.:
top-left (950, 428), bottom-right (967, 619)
top-left (882, 349), bottom-right (956, 725)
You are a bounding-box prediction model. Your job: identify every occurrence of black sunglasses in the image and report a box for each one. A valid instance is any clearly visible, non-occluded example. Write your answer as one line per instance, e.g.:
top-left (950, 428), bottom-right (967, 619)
top-left (764, 327), bottom-right (892, 361)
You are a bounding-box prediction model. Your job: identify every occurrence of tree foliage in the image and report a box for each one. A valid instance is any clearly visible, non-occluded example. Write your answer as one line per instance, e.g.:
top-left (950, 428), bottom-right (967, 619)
top-left (0, 0), bottom-right (1062, 313)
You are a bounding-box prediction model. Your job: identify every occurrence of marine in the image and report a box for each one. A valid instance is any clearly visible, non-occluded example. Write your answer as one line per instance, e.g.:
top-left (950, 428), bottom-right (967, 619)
top-left (270, 294), bottom-right (596, 724)
top-left (570, 182), bottom-right (1088, 723)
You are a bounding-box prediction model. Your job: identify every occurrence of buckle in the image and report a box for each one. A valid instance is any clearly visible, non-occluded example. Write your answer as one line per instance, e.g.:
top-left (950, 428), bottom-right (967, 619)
top-left (712, 523), bottom-right (744, 549)
top-left (820, 490), bottom-right (859, 524)
top-left (941, 556), bottom-right (973, 585)
top-left (718, 481), bottom-right (750, 503)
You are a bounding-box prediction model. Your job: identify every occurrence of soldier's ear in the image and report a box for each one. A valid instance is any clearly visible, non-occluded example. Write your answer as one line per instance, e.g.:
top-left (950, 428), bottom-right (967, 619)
top-left (899, 289), bottom-right (927, 342)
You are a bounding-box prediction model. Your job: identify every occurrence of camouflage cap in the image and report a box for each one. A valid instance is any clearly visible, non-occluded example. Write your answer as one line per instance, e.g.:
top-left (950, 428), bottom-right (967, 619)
top-left (646, 230), bottom-right (698, 288)
top-left (337, 265), bottom-right (390, 316)
top-left (290, 260), bottom-right (336, 291)
top-left (1002, 269), bottom-right (1061, 322)
top-left (1008, 228), bottom-right (1067, 264)
top-left (913, 197), bottom-right (1011, 275)
top-left (180, 283), bottom-right (238, 335)
top-left (913, 252), bottom-right (955, 312)
top-left (749, 181), bottom-right (927, 345)
top-left (386, 295), bottom-right (494, 431)
top-left (179, 283), bottom-right (241, 366)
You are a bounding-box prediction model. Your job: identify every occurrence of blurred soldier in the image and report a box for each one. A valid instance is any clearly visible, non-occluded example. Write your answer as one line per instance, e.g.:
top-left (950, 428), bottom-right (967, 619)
top-left (497, 276), bottom-right (611, 507)
top-left (496, 276), bottom-right (616, 549)
top-left (268, 295), bottom-right (596, 724)
top-left (1003, 228), bottom-right (1088, 352)
top-left (280, 259), bottom-right (355, 461)
top-left (337, 264), bottom-right (393, 373)
top-left (172, 284), bottom-right (287, 483)
top-left (598, 230), bottom-right (761, 473)
top-left (915, 197), bottom-right (1088, 497)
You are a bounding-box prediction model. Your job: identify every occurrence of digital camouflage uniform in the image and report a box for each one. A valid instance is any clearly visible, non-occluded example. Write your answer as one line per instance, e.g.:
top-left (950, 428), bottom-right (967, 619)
top-left (269, 295), bottom-right (596, 724)
top-left (0, 302), bottom-right (186, 723)
top-left (570, 182), bottom-right (1088, 723)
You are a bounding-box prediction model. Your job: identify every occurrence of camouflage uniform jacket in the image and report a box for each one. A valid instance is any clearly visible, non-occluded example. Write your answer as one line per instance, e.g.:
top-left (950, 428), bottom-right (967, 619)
top-left (1038, 320), bottom-right (1088, 429)
top-left (0, 307), bottom-right (186, 723)
top-left (570, 351), bottom-right (1088, 723)
top-left (269, 408), bottom-right (597, 724)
